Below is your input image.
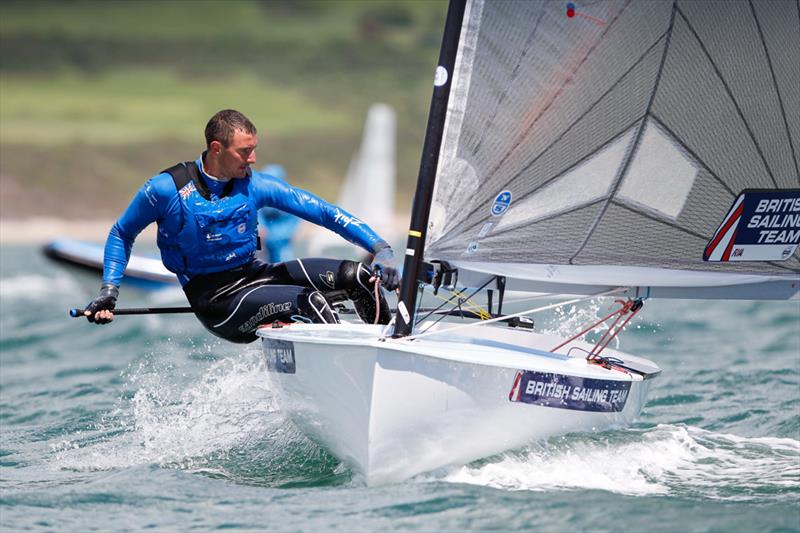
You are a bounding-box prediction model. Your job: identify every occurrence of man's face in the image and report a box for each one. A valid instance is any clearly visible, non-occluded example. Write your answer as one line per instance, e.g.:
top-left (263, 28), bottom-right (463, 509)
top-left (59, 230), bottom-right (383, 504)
top-left (213, 130), bottom-right (257, 179)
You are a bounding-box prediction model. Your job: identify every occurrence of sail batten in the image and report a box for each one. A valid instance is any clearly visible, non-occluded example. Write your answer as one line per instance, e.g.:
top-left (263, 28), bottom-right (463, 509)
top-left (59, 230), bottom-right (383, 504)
top-left (424, 0), bottom-right (800, 299)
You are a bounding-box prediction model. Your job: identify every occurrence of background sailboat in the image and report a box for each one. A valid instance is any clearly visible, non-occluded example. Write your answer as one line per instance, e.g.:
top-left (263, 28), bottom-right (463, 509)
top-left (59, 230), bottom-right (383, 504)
top-left (43, 238), bottom-right (179, 292)
top-left (305, 103), bottom-right (398, 259)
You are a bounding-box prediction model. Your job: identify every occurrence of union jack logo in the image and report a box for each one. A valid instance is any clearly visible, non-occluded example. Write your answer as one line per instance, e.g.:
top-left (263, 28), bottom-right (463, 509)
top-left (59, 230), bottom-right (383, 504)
top-left (508, 371), bottom-right (523, 401)
top-left (179, 182), bottom-right (196, 199)
top-left (704, 193), bottom-right (745, 261)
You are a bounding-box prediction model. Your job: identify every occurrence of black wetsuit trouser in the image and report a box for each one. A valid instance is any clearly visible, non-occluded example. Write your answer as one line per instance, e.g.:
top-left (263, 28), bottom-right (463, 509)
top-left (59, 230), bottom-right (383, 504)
top-left (183, 258), bottom-right (391, 343)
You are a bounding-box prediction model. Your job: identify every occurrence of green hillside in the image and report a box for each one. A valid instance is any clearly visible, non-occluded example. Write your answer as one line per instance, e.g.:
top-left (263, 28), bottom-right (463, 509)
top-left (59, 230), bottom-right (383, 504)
top-left (0, 0), bottom-right (446, 218)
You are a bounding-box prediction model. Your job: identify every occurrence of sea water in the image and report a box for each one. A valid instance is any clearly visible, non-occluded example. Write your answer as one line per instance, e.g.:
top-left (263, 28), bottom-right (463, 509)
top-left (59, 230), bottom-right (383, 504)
top-left (1, 245), bottom-right (798, 531)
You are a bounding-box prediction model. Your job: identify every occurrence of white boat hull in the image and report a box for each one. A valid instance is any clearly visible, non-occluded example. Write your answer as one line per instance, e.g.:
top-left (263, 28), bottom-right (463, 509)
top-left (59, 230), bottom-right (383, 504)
top-left (258, 323), bottom-right (658, 485)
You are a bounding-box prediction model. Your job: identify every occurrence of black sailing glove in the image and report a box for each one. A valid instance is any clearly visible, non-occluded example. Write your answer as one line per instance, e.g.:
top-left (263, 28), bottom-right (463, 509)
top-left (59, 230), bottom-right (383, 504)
top-left (371, 245), bottom-right (401, 292)
top-left (84, 283), bottom-right (119, 324)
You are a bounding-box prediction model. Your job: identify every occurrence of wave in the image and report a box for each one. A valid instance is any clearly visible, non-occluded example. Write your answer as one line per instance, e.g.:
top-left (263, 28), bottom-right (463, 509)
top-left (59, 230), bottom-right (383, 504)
top-left (0, 274), bottom-right (82, 301)
top-left (438, 424), bottom-right (800, 502)
top-left (42, 355), bottom-right (800, 497)
top-left (52, 350), bottom-right (281, 471)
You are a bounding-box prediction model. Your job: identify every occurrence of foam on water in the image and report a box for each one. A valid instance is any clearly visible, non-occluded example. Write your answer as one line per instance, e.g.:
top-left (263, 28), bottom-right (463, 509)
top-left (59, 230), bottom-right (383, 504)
top-left (0, 273), bottom-right (81, 301)
top-left (52, 349), bottom-right (282, 472)
top-left (47, 296), bottom-right (794, 496)
top-left (440, 424), bottom-right (800, 501)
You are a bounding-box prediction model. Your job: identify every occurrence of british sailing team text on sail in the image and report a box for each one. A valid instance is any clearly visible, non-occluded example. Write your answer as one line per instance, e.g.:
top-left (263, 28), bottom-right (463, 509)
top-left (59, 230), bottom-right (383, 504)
top-left (749, 197), bottom-right (800, 244)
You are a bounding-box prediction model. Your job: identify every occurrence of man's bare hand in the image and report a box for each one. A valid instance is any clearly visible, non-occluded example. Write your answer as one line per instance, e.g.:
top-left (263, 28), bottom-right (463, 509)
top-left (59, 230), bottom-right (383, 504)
top-left (85, 309), bottom-right (115, 324)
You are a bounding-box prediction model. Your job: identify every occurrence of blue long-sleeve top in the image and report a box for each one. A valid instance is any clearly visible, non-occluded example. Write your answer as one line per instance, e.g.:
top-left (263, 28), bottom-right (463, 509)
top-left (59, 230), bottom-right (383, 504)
top-left (103, 155), bottom-right (386, 286)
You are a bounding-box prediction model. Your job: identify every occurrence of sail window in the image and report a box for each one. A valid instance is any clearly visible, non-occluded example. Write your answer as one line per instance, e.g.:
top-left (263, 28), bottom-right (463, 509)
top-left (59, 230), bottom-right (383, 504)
top-left (617, 120), bottom-right (698, 220)
top-left (496, 128), bottom-right (636, 230)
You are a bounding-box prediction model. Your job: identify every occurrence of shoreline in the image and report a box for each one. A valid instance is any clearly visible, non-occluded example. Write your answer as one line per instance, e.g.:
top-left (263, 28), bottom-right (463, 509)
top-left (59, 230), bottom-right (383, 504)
top-left (0, 215), bottom-right (408, 246)
top-left (0, 218), bottom-right (158, 245)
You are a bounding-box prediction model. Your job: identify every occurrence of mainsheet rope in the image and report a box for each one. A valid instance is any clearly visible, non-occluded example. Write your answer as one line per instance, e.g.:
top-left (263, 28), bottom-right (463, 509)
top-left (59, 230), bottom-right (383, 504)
top-left (400, 287), bottom-right (628, 341)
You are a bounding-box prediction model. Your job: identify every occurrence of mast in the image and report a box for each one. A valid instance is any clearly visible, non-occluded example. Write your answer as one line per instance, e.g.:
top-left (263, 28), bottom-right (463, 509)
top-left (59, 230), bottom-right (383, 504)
top-left (393, 0), bottom-right (468, 338)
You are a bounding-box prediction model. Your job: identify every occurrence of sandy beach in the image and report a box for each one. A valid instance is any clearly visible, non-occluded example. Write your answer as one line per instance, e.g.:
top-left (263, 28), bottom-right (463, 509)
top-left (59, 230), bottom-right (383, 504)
top-left (0, 218), bottom-right (158, 245)
top-left (0, 216), bottom-right (407, 246)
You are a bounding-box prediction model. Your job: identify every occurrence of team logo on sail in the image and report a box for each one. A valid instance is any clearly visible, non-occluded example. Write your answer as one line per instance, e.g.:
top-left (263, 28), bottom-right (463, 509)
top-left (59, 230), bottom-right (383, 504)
top-left (704, 189), bottom-right (800, 262)
top-left (490, 191), bottom-right (512, 216)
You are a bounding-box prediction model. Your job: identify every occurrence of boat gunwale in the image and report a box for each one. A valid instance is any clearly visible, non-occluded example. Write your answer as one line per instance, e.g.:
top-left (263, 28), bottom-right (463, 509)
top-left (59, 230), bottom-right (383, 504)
top-left (258, 323), bottom-right (652, 381)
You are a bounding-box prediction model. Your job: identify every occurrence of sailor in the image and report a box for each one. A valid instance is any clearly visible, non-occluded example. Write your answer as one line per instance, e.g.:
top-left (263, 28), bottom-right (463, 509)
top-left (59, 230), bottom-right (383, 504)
top-left (84, 109), bottom-right (400, 343)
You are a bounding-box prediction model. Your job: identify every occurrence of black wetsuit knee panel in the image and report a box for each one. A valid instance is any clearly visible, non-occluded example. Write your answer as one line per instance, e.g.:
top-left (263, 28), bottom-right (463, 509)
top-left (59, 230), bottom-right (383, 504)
top-left (297, 290), bottom-right (339, 324)
top-left (338, 261), bottom-right (391, 325)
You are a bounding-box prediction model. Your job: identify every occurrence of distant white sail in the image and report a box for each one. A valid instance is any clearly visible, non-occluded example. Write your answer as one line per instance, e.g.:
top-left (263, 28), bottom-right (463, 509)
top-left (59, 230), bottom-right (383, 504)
top-left (307, 103), bottom-right (397, 257)
top-left (426, 0), bottom-right (800, 299)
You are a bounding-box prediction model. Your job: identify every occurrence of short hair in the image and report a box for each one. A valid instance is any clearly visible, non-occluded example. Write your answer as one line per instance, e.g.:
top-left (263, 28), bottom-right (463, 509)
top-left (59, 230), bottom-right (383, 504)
top-left (204, 109), bottom-right (257, 147)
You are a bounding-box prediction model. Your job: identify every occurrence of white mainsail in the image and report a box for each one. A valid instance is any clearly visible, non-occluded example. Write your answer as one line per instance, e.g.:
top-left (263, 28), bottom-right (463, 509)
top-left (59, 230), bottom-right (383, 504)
top-left (426, 0), bottom-right (800, 299)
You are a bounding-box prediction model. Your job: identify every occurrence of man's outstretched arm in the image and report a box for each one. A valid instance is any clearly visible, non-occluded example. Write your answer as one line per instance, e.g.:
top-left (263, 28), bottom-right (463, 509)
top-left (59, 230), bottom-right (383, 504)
top-left (251, 173), bottom-right (400, 290)
top-left (86, 177), bottom-right (168, 323)
top-left (251, 173), bottom-right (388, 253)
